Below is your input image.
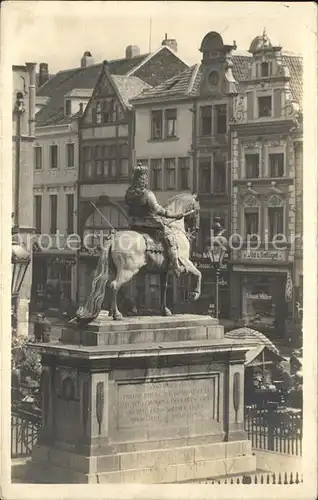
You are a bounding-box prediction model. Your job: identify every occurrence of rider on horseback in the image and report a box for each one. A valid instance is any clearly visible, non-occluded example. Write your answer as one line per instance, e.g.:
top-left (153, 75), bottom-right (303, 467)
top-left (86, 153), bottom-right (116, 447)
top-left (125, 162), bottom-right (184, 277)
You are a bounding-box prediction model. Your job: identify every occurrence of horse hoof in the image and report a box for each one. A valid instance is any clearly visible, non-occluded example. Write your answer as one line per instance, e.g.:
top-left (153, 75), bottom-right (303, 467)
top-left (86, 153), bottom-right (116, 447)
top-left (113, 312), bottom-right (123, 321)
top-left (162, 307), bottom-right (172, 316)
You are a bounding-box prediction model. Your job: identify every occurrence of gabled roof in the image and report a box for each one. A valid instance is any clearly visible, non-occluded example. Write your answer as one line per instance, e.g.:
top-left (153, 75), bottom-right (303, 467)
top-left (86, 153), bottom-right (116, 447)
top-left (111, 75), bottom-right (151, 108)
top-left (132, 53), bottom-right (303, 106)
top-left (36, 53), bottom-right (150, 127)
top-left (36, 46), bottom-right (189, 127)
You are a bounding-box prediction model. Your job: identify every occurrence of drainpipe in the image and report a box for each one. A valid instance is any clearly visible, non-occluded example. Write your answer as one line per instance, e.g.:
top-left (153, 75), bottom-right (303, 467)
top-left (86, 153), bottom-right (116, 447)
top-left (26, 63), bottom-right (37, 137)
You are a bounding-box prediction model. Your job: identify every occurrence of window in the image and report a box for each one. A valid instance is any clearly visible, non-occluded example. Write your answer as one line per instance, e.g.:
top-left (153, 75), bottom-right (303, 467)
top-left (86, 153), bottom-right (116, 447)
top-left (150, 159), bottom-right (162, 190)
top-left (215, 105), bottom-right (227, 134)
top-left (214, 161), bottom-right (226, 193)
top-left (65, 99), bottom-right (72, 116)
top-left (34, 195), bottom-right (42, 233)
top-left (164, 158), bottom-right (176, 190)
top-left (50, 145), bottom-right (58, 169)
top-left (178, 275), bottom-right (191, 302)
top-left (261, 62), bottom-right (269, 77)
top-left (200, 106), bottom-right (212, 136)
top-left (96, 101), bottom-right (102, 124)
top-left (165, 109), bottom-right (177, 138)
top-left (245, 210), bottom-right (259, 238)
top-left (198, 214), bottom-right (211, 252)
top-left (34, 146), bottom-right (42, 170)
top-left (199, 159), bottom-right (211, 193)
top-left (66, 194), bottom-right (74, 234)
top-left (66, 143), bottom-right (74, 168)
top-left (178, 157), bottom-right (190, 190)
top-left (245, 154), bottom-right (260, 178)
top-left (94, 145), bottom-right (103, 177)
top-left (49, 194), bottom-right (58, 234)
top-left (151, 111), bottom-right (163, 140)
top-left (258, 96), bottom-right (272, 118)
top-left (269, 153), bottom-right (284, 177)
top-left (83, 146), bottom-right (93, 178)
top-left (268, 207), bottom-right (284, 240)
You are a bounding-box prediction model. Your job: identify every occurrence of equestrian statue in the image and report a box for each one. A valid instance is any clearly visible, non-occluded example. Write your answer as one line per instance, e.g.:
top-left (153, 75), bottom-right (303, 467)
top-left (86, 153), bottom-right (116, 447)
top-left (74, 162), bottom-right (202, 323)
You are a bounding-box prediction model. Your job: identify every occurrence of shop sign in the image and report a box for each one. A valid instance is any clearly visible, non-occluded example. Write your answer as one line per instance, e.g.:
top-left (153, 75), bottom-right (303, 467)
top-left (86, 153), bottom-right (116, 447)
top-left (246, 292), bottom-right (272, 300)
top-left (241, 250), bottom-right (286, 262)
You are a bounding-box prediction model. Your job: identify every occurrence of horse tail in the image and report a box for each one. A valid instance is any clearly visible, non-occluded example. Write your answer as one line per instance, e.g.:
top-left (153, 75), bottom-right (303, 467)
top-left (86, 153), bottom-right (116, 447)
top-left (75, 234), bottom-right (114, 323)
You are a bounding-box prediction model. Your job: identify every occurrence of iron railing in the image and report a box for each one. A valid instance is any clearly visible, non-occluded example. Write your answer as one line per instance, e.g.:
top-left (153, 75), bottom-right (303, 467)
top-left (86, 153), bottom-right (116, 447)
top-left (244, 405), bottom-right (302, 456)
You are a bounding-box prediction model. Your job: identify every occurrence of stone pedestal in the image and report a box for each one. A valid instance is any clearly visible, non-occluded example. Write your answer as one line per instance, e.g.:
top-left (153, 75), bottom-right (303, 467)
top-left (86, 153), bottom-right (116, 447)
top-left (28, 313), bottom-right (256, 483)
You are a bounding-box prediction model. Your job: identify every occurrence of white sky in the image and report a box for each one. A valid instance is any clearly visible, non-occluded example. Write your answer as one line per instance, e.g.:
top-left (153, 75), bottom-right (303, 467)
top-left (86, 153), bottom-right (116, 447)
top-left (3, 1), bottom-right (316, 72)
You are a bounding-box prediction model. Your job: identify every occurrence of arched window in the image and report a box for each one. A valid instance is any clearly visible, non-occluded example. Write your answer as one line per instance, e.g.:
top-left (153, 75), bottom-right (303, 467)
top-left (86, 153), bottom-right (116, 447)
top-left (83, 203), bottom-right (129, 250)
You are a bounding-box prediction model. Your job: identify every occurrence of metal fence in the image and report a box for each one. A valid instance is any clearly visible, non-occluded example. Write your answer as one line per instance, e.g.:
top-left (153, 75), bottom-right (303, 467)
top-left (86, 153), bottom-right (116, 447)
top-left (192, 472), bottom-right (303, 484)
top-left (11, 408), bottom-right (41, 458)
top-left (244, 405), bottom-right (302, 456)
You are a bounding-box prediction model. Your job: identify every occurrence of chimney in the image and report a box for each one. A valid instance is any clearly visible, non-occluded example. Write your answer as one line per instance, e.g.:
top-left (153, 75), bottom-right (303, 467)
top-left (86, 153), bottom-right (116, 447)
top-left (81, 51), bottom-right (94, 68)
top-left (125, 45), bottom-right (140, 59)
top-left (39, 63), bottom-right (49, 87)
top-left (161, 33), bottom-right (178, 52)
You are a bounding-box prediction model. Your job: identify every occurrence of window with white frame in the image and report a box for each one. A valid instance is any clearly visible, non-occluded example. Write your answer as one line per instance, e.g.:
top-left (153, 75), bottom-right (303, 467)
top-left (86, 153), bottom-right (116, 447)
top-left (150, 159), bottom-right (162, 190)
top-left (165, 109), bottom-right (177, 138)
top-left (245, 153), bottom-right (260, 178)
top-left (258, 95), bottom-right (272, 118)
top-left (269, 153), bottom-right (284, 177)
top-left (164, 158), bottom-right (176, 190)
top-left (151, 111), bottom-right (163, 140)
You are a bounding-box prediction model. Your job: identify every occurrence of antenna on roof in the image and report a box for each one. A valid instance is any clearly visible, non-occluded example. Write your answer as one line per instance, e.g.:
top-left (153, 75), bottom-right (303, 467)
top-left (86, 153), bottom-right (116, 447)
top-left (149, 17), bottom-right (152, 52)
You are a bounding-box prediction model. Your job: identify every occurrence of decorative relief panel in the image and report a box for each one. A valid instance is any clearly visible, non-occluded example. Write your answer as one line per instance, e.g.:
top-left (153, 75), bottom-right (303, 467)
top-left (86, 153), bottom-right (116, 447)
top-left (243, 194), bottom-right (259, 207)
top-left (267, 194), bottom-right (284, 206)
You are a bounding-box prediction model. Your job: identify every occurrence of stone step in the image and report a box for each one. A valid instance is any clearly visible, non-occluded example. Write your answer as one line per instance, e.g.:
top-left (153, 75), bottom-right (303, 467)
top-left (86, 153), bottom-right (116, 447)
top-left (61, 322), bottom-right (224, 346)
top-left (80, 313), bottom-right (218, 333)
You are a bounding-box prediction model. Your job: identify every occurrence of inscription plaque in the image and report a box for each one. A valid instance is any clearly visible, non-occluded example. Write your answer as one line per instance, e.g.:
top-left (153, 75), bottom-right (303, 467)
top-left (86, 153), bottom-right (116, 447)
top-left (118, 377), bottom-right (218, 428)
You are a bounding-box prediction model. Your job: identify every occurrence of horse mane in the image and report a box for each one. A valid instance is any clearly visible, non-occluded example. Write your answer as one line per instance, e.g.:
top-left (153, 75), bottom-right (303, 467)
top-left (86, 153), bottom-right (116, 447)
top-left (164, 192), bottom-right (195, 211)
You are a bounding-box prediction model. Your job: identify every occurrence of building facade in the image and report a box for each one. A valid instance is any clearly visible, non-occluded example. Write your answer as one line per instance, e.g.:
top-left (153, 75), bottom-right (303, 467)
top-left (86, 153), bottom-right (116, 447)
top-left (229, 32), bottom-right (303, 340)
top-left (32, 41), bottom-right (188, 311)
top-left (12, 62), bottom-right (37, 335)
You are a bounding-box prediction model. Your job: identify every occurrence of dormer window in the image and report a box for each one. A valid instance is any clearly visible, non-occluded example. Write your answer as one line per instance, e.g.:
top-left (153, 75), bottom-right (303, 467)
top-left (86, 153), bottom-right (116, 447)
top-left (65, 99), bottom-right (72, 116)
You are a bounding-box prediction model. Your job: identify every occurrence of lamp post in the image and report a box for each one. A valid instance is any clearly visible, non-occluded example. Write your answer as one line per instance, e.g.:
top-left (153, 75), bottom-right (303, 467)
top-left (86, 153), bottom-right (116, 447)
top-left (207, 217), bottom-right (227, 320)
top-left (12, 91), bottom-right (31, 329)
top-left (12, 236), bottom-right (31, 328)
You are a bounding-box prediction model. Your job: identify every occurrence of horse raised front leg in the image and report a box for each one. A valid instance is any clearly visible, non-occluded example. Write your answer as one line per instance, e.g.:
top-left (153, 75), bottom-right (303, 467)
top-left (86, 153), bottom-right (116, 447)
top-left (109, 269), bottom-right (139, 321)
top-left (160, 272), bottom-right (172, 316)
top-left (185, 261), bottom-right (202, 301)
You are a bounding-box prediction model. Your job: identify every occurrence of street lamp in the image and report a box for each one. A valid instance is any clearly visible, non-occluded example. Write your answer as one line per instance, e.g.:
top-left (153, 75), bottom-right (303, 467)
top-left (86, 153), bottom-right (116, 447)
top-left (12, 237), bottom-right (31, 327)
top-left (207, 217), bottom-right (227, 320)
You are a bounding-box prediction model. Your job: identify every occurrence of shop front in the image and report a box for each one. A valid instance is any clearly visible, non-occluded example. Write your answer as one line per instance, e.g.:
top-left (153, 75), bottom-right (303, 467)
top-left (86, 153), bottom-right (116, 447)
top-left (232, 270), bottom-right (288, 339)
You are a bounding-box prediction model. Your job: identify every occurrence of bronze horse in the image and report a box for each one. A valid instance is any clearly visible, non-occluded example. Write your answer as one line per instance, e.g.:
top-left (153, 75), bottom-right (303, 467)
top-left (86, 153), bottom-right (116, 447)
top-left (75, 193), bottom-right (201, 322)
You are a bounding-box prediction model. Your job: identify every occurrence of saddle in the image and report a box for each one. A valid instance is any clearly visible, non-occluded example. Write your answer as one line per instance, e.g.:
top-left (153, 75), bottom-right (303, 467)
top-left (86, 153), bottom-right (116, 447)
top-left (131, 226), bottom-right (164, 255)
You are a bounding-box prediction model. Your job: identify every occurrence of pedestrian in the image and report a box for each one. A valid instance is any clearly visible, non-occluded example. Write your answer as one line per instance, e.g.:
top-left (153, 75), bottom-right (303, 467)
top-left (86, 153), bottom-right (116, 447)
top-left (41, 314), bottom-right (52, 342)
top-left (33, 313), bottom-right (44, 342)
